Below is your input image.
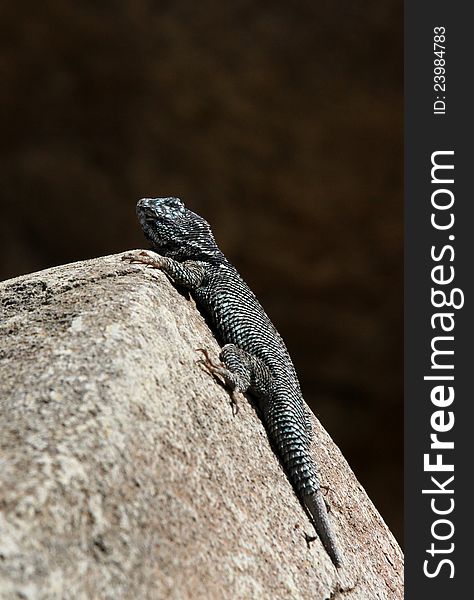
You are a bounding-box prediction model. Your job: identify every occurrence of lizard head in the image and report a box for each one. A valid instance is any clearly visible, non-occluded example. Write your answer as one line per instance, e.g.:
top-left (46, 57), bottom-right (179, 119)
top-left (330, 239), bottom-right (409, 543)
top-left (136, 197), bottom-right (220, 261)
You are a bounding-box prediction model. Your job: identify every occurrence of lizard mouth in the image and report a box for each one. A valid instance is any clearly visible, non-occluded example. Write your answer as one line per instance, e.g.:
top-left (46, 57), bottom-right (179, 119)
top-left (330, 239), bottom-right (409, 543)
top-left (137, 198), bottom-right (157, 218)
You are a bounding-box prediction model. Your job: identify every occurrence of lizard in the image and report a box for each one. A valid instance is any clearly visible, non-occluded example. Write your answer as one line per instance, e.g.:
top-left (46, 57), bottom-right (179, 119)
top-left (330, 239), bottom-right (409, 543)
top-left (127, 196), bottom-right (343, 568)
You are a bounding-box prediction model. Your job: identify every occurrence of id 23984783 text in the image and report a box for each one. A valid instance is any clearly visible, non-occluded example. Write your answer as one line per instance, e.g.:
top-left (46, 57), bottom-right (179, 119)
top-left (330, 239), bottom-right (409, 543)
top-left (433, 26), bottom-right (446, 115)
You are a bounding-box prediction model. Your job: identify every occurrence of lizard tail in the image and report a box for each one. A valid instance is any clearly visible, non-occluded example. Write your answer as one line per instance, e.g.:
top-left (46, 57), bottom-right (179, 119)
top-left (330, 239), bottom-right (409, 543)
top-left (304, 490), bottom-right (343, 568)
top-left (264, 400), bottom-right (342, 566)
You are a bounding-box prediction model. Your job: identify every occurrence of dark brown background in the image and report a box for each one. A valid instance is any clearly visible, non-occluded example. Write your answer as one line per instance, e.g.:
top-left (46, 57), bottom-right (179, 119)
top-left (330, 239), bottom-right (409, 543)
top-left (0, 1), bottom-right (403, 544)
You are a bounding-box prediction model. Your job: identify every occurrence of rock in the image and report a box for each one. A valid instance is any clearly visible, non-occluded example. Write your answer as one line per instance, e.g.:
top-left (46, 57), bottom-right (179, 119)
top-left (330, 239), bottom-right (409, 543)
top-left (0, 253), bottom-right (403, 599)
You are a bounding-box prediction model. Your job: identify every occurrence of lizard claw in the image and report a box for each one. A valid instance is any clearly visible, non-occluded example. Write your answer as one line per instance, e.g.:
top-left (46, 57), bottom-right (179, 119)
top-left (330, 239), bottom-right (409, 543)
top-left (196, 347), bottom-right (221, 370)
top-left (122, 251), bottom-right (164, 269)
top-left (230, 390), bottom-right (239, 416)
top-left (196, 348), bottom-right (240, 416)
top-left (196, 349), bottom-right (228, 381)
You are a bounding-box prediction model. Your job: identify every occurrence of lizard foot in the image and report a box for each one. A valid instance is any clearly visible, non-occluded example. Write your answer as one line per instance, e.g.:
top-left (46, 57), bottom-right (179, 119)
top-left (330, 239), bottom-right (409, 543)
top-left (122, 251), bottom-right (165, 269)
top-left (196, 348), bottom-right (240, 415)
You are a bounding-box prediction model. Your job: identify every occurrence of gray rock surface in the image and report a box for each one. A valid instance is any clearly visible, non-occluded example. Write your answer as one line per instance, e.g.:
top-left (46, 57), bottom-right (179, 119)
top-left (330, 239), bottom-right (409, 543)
top-left (0, 253), bottom-right (403, 599)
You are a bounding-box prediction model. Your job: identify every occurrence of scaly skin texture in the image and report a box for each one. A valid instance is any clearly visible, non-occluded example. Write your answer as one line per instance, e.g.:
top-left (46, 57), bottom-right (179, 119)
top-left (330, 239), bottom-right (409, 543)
top-left (131, 197), bottom-right (342, 567)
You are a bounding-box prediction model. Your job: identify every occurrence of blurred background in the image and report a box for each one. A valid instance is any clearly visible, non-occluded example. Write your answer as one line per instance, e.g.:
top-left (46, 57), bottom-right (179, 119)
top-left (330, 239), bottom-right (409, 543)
top-left (0, 1), bottom-right (403, 544)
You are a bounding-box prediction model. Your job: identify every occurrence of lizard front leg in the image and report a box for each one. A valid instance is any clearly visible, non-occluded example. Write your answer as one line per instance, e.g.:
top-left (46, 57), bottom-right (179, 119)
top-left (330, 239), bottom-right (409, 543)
top-left (124, 251), bottom-right (206, 290)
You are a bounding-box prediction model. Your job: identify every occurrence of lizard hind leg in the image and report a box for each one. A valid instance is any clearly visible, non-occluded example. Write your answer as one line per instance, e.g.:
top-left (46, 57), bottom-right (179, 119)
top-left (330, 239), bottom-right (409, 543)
top-left (196, 346), bottom-right (250, 415)
top-left (218, 344), bottom-right (253, 393)
top-left (197, 344), bottom-right (272, 413)
top-left (196, 346), bottom-right (250, 394)
top-left (219, 344), bottom-right (273, 400)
